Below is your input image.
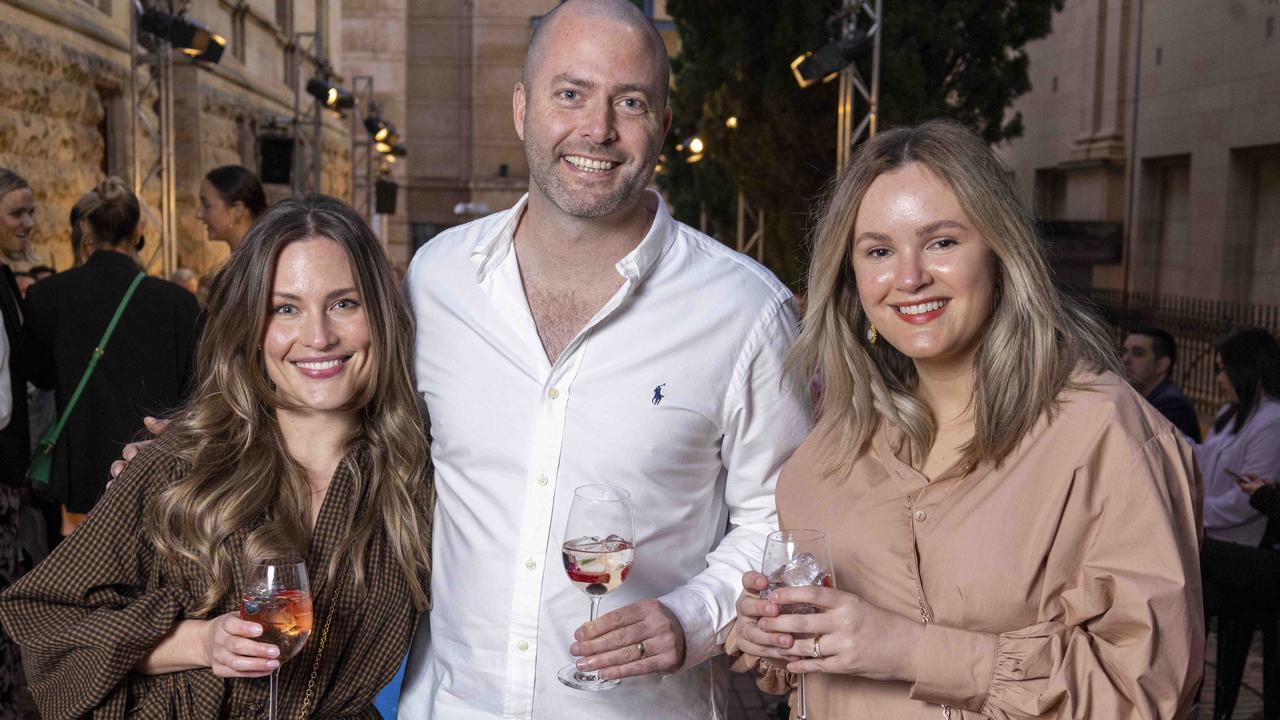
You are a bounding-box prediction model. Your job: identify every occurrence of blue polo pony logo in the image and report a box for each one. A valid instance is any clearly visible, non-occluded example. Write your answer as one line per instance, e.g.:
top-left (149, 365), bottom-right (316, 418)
top-left (652, 384), bottom-right (666, 406)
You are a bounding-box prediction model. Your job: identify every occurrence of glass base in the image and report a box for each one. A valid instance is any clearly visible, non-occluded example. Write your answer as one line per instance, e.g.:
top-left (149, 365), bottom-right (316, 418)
top-left (557, 662), bottom-right (621, 691)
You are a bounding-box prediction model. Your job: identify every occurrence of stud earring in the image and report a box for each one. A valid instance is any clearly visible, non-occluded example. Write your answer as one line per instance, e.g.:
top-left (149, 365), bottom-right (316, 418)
top-left (867, 323), bottom-right (878, 345)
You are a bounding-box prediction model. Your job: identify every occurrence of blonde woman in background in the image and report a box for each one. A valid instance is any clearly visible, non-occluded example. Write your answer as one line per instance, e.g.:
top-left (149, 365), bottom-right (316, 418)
top-left (730, 121), bottom-right (1203, 718)
top-left (0, 170), bottom-right (40, 274)
top-left (22, 177), bottom-right (200, 536)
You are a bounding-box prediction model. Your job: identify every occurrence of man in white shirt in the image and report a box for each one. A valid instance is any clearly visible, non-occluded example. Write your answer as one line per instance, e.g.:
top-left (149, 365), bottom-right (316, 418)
top-left (397, 0), bottom-right (809, 718)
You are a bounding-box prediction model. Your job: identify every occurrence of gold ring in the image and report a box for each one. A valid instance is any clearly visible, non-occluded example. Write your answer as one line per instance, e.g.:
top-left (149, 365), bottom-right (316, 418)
top-left (637, 640), bottom-right (647, 660)
top-left (811, 634), bottom-right (823, 659)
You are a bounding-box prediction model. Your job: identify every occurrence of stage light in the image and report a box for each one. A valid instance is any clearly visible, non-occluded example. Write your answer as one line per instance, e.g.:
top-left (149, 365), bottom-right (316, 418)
top-left (139, 8), bottom-right (226, 64)
top-left (725, 116), bottom-right (739, 129)
top-left (688, 137), bottom-right (705, 154)
top-left (306, 78), bottom-right (355, 110)
top-left (791, 28), bottom-right (872, 88)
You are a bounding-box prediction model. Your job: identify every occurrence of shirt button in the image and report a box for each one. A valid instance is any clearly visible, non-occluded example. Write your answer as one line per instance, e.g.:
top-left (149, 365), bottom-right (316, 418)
top-left (517, 640), bottom-right (530, 651)
top-left (536, 474), bottom-right (549, 486)
top-left (913, 510), bottom-right (927, 523)
top-left (525, 559), bottom-right (537, 570)
top-left (548, 388), bottom-right (560, 400)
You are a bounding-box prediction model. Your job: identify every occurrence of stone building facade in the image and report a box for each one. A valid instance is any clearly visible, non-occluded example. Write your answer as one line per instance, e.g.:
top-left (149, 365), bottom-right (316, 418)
top-left (0, 0), bottom-right (351, 274)
top-left (997, 0), bottom-right (1280, 303)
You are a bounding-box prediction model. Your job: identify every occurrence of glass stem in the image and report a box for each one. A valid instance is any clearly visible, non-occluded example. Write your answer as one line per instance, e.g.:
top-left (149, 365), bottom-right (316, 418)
top-left (268, 667), bottom-right (278, 720)
top-left (577, 595), bottom-right (605, 683)
top-left (797, 673), bottom-right (808, 720)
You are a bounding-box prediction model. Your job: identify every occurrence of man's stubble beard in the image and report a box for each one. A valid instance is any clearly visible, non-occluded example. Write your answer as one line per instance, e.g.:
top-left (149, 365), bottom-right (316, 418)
top-left (525, 137), bottom-right (655, 219)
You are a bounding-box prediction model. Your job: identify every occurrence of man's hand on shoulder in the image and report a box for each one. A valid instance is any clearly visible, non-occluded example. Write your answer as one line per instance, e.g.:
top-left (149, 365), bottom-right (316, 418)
top-left (108, 416), bottom-right (169, 481)
top-left (569, 598), bottom-right (686, 681)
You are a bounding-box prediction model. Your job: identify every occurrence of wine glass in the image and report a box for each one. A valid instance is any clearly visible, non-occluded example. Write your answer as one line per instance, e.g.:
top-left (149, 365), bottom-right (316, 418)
top-left (240, 559), bottom-right (314, 719)
top-left (557, 484), bottom-right (635, 692)
top-left (761, 529), bottom-right (834, 720)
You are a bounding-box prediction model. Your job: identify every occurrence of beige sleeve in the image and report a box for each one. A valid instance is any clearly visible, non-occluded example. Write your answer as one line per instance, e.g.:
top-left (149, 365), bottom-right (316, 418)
top-left (724, 617), bottom-right (798, 697)
top-left (909, 432), bottom-right (1204, 719)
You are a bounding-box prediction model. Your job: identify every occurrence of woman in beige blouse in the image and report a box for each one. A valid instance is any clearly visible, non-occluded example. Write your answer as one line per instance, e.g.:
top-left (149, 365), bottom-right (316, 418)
top-left (731, 121), bottom-right (1203, 719)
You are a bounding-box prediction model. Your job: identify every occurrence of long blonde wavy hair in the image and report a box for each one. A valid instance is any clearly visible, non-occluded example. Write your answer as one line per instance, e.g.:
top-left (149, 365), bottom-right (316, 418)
top-left (794, 120), bottom-right (1119, 473)
top-left (145, 195), bottom-right (432, 614)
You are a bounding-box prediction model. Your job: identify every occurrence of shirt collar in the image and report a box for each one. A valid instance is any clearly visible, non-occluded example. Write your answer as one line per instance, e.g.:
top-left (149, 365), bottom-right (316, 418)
top-left (468, 189), bottom-right (677, 286)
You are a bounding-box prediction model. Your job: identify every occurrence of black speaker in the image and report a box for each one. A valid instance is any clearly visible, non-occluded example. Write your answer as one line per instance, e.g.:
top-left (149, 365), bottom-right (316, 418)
top-left (258, 136), bottom-right (294, 185)
top-left (375, 180), bottom-right (398, 214)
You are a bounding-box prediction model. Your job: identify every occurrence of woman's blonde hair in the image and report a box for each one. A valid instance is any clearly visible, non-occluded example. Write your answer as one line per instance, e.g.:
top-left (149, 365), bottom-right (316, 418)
top-left (0, 168), bottom-right (40, 265)
top-left (145, 194), bottom-right (432, 613)
top-left (79, 176), bottom-right (141, 250)
top-left (795, 120), bottom-right (1118, 472)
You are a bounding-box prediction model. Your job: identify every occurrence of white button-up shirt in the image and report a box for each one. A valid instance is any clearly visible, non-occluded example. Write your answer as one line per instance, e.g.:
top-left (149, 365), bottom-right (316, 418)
top-left (398, 192), bottom-right (809, 719)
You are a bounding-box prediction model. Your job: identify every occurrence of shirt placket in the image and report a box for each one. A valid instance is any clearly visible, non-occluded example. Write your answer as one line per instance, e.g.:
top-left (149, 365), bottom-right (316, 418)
top-left (501, 346), bottom-right (587, 719)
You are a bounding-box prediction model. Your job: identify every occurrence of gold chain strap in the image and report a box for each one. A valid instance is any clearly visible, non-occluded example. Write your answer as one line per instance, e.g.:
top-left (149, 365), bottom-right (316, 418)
top-left (295, 571), bottom-right (348, 719)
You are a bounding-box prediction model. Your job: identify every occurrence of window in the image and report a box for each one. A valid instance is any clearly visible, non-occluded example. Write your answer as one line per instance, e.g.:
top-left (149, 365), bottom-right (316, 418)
top-left (1136, 156), bottom-right (1191, 296)
top-left (1246, 150), bottom-right (1280, 303)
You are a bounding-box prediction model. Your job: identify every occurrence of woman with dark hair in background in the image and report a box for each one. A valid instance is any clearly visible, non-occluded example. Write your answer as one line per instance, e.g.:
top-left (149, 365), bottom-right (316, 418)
top-left (0, 195), bottom-right (431, 718)
top-left (730, 121), bottom-right (1202, 718)
top-left (1198, 327), bottom-right (1280, 620)
top-left (23, 177), bottom-right (200, 537)
top-left (197, 165), bottom-right (268, 250)
top-left (1199, 327), bottom-right (1280, 548)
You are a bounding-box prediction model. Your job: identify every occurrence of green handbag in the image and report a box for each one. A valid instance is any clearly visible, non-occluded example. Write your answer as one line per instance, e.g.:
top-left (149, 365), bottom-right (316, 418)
top-left (27, 271), bottom-right (146, 488)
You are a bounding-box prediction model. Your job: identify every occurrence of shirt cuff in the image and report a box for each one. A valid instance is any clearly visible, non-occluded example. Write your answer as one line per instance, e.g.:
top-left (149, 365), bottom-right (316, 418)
top-left (658, 587), bottom-right (720, 672)
top-left (908, 622), bottom-right (999, 712)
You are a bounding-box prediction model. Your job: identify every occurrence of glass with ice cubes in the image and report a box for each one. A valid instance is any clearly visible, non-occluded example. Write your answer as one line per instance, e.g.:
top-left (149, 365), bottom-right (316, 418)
top-left (761, 529), bottom-right (834, 720)
top-left (558, 484), bottom-right (635, 692)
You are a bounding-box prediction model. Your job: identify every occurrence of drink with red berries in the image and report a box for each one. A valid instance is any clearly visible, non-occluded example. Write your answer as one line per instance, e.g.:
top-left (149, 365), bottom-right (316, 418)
top-left (562, 535), bottom-right (634, 596)
top-left (557, 484), bottom-right (635, 692)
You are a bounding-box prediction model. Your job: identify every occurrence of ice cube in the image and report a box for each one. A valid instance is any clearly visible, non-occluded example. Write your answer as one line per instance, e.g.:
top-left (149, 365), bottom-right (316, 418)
top-left (600, 534), bottom-right (630, 552)
top-left (767, 552), bottom-right (824, 588)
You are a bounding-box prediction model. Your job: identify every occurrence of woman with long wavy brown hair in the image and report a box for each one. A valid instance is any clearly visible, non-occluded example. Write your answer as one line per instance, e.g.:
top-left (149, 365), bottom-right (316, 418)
top-left (0, 195), bottom-right (432, 718)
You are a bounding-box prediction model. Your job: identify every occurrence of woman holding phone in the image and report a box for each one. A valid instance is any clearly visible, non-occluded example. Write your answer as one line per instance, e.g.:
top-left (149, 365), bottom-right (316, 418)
top-left (1197, 326), bottom-right (1280, 548)
top-left (1197, 326), bottom-right (1280, 620)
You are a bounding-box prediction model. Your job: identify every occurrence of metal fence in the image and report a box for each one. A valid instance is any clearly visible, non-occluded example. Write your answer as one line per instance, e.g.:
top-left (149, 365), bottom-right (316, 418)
top-left (1088, 290), bottom-right (1280, 419)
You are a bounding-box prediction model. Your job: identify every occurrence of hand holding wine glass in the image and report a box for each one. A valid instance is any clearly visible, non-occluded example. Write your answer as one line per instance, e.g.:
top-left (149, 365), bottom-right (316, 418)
top-left (240, 559), bottom-right (313, 719)
top-left (558, 484), bottom-right (635, 692)
top-left (760, 529), bottom-right (834, 720)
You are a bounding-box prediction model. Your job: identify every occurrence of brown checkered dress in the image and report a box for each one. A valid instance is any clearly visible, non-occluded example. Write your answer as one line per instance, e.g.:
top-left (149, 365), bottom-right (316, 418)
top-left (0, 437), bottom-right (426, 719)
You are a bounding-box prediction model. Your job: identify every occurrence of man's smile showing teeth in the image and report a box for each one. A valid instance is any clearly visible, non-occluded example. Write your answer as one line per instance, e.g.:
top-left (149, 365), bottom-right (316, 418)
top-left (564, 155), bottom-right (618, 172)
top-left (895, 299), bottom-right (948, 316)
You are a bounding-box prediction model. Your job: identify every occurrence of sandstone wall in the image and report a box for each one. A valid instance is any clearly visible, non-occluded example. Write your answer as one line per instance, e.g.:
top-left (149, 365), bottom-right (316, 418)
top-left (0, 17), bottom-right (138, 271)
top-left (2, 0), bottom-right (353, 276)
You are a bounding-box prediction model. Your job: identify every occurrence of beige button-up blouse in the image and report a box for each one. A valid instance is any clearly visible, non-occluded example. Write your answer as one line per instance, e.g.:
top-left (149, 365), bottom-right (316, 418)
top-left (730, 370), bottom-right (1204, 718)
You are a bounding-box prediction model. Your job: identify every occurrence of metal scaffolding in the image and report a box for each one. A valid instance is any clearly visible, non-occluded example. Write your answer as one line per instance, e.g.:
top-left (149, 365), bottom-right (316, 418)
top-left (349, 76), bottom-right (377, 221)
top-left (836, 0), bottom-right (883, 174)
top-left (128, 0), bottom-right (179, 276)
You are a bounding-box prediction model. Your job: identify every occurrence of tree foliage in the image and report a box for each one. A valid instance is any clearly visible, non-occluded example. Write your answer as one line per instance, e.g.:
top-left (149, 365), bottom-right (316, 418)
top-left (659, 0), bottom-right (1063, 289)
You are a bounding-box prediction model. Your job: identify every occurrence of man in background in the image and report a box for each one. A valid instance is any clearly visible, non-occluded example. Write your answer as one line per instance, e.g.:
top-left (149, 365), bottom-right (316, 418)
top-left (1122, 326), bottom-right (1202, 442)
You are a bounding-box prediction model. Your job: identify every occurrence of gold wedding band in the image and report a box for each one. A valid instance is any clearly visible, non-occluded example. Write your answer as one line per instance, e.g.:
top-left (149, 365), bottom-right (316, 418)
top-left (811, 634), bottom-right (823, 659)
top-left (637, 640), bottom-right (647, 660)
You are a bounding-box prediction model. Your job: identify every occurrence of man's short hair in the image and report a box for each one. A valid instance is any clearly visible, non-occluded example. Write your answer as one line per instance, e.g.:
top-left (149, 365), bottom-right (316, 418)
top-left (522, 0), bottom-right (670, 107)
top-left (1128, 326), bottom-right (1178, 373)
